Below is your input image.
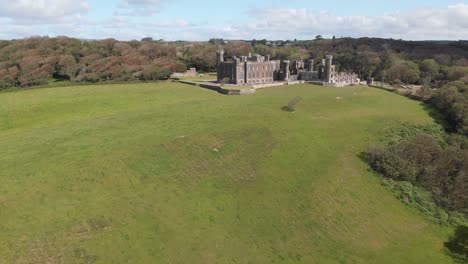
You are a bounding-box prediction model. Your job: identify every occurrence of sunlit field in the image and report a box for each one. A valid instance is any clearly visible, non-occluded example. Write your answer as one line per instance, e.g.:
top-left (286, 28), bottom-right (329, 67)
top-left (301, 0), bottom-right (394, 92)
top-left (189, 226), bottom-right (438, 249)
top-left (0, 82), bottom-right (453, 263)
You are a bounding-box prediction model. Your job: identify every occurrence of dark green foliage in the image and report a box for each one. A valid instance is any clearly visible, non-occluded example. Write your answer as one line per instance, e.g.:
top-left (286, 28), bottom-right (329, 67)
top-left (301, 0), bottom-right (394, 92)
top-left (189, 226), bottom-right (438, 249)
top-left (380, 179), bottom-right (467, 226)
top-left (379, 123), bottom-right (446, 145)
top-left (387, 60), bottom-right (421, 84)
top-left (420, 59), bottom-right (440, 79)
top-left (367, 126), bottom-right (468, 217)
top-left (142, 66), bottom-right (171, 81)
top-left (444, 225), bottom-right (468, 263)
top-left (431, 81), bottom-right (468, 136)
top-left (1, 37), bottom-right (468, 89)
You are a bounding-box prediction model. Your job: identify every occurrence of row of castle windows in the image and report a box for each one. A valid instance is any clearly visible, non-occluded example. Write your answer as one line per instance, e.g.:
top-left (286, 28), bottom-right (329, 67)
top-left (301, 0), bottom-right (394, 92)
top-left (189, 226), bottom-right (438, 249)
top-left (247, 65), bottom-right (276, 71)
top-left (238, 79), bottom-right (273, 84)
top-left (247, 78), bottom-right (274, 84)
top-left (240, 72), bottom-right (275, 79)
top-left (248, 72), bottom-right (274, 79)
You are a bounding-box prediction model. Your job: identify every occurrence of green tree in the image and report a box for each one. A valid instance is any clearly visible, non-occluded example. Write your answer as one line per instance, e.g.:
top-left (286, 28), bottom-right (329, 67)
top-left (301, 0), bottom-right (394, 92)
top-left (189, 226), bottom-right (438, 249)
top-left (388, 60), bottom-right (420, 84)
top-left (142, 65), bottom-right (171, 81)
top-left (419, 59), bottom-right (439, 84)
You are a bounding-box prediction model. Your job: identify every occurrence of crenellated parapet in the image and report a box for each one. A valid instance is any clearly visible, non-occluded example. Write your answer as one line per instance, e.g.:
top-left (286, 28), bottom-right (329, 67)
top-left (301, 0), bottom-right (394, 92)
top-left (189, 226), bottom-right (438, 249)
top-left (216, 50), bottom-right (360, 86)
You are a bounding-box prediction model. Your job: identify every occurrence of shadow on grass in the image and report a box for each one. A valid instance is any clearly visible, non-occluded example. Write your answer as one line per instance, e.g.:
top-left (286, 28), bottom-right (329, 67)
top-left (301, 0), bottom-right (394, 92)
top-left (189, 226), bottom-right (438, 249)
top-left (357, 151), bottom-right (373, 171)
top-left (444, 225), bottom-right (468, 263)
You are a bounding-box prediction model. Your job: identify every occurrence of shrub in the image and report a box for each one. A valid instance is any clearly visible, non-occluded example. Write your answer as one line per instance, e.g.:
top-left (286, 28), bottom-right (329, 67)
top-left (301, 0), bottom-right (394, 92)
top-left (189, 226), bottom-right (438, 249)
top-left (367, 124), bottom-right (468, 222)
top-left (142, 65), bottom-right (171, 81)
top-left (444, 225), bottom-right (468, 263)
top-left (282, 97), bottom-right (302, 112)
top-left (431, 81), bottom-right (468, 136)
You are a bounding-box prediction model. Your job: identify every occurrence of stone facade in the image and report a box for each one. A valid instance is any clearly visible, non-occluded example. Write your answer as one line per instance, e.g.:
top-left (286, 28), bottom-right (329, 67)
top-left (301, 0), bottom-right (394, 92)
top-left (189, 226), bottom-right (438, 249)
top-left (217, 50), bottom-right (359, 86)
top-left (217, 50), bottom-right (280, 85)
top-left (171, 67), bottom-right (197, 78)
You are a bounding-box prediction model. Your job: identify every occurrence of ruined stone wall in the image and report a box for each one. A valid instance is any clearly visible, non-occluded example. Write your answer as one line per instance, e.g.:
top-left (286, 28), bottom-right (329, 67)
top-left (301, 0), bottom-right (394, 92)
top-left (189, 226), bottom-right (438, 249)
top-left (217, 62), bottom-right (235, 83)
top-left (291, 60), bottom-right (305, 75)
top-left (171, 68), bottom-right (198, 78)
top-left (216, 51), bottom-right (360, 86)
top-left (334, 72), bottom-right (359, 84)
top-left (299, 71), bottom-right (319, 81)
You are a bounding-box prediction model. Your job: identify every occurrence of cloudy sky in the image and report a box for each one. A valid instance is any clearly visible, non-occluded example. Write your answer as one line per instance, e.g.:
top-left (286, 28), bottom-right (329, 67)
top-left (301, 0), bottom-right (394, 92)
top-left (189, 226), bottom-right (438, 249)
top-left (0, 0), bottom-right (467, 41)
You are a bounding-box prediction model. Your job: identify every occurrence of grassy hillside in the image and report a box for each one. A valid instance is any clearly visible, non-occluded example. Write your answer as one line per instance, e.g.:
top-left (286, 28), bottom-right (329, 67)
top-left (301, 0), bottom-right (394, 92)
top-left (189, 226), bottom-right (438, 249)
top-left (0, 82), bottom-right (454, 263)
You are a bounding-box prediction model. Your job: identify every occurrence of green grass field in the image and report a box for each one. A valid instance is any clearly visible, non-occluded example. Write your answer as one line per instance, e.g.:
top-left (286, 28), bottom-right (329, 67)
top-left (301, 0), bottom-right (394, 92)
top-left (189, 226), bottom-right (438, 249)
top-left (0, 82), bottom-right (454, 263)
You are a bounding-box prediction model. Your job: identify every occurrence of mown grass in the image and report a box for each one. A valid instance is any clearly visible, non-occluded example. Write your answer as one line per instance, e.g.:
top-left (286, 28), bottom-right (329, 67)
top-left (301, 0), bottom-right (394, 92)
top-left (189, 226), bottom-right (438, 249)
top-left (0, 82), bottom-right (455, 263)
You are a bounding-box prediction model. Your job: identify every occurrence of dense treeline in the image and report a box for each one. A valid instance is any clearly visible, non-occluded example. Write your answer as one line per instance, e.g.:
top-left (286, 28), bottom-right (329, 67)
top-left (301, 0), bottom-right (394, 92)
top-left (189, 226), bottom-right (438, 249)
top-left (368, 132), bottom-right (467, 215)
top-left (254, 38), bottom-right (468, 86)
top-left (1, 36), bottom-right (468, 90)
top-left (431, 81), bottom-right (468, 136)
top-left (0, 37), bottom-right (252, 89)
top-left (0, 37), bottom-right (188, 89)
top-left (367, 81), bottom-right (468, 224)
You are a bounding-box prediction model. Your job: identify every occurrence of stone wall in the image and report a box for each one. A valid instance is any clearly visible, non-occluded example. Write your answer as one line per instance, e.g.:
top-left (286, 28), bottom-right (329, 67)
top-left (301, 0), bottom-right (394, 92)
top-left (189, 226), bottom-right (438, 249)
top-left (171, 68), bottom-right (197, 78)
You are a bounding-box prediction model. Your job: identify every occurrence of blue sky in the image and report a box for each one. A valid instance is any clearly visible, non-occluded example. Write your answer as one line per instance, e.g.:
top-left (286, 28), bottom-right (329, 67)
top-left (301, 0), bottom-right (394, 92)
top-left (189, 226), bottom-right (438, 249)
top-left (0, 0), bottom-right (467, 40)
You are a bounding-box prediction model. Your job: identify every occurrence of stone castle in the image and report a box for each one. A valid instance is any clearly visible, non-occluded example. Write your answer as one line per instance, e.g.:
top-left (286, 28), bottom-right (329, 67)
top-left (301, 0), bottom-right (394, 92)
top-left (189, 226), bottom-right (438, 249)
top-left (216, 50), bottom-right (359, 86)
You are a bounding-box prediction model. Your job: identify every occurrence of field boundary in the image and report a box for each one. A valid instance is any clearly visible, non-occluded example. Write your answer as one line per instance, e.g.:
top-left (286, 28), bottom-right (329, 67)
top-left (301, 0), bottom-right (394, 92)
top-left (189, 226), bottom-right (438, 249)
top-left (176, 80), bottom-right (308, 95)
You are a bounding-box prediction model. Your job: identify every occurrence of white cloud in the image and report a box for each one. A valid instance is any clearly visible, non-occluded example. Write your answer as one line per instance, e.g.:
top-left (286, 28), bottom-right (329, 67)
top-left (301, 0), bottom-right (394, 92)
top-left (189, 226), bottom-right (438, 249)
top-left (119, 0), bottom-right (162, 7)
top-left (147, 20), bottom-right (191, 27)
top-left (213, 4), bottom-right (468, 40)
top-left (117, 0), bottom-right (168, 16)
top-left (0, 3), bottom-right (467, 41)
top-left (0, 0), bottom-right (89, 23)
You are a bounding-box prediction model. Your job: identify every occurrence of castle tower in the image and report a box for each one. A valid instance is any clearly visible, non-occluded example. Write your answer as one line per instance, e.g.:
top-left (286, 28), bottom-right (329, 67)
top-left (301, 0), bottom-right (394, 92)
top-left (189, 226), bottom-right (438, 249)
top-left (281, 60), bottom-right (290, 81)
top-left (216, 49), bottom-right (225, 66)
top-left (325, 55), bottom-right (333, 68)
top-left (216, 49), bottom-right (224, 83)
top-left (307, 59), bottom-right (314, 71)
top-left (324, 55), bottom-right (334, 83)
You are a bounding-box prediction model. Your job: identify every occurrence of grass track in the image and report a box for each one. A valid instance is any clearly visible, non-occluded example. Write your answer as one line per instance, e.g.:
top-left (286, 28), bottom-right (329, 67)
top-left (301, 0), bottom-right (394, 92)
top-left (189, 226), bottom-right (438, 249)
top-left (0, 82), bottom-right (454, 263)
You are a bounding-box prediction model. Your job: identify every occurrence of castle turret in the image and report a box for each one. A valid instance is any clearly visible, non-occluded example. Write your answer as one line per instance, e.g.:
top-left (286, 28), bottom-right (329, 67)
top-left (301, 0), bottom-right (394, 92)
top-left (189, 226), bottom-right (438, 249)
top-left (307, 59), bottom-right (314, 71)
top-left (325, 55), bottom-right (333, 68)
top-left (216, 49), bottom-right (224, 83)
top-left (281, 60), bottom-right (291, 81)
top-left (216, 49), bottom-right (225, 66)
top-left (324, 55), bottom-right (335, 83)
